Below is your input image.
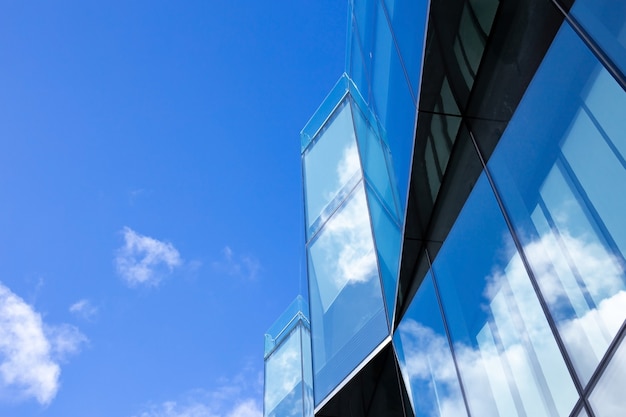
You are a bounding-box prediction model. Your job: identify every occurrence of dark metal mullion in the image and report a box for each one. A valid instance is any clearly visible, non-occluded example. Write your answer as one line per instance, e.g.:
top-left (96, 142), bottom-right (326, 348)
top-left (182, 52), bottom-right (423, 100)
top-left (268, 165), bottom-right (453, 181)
top-left (581, 319), bottom-right (626, 400)
top-left (425, 249), bottom-right (473, 417)
top-left (550, 0), bottom-right (626, 92)
top-left (467, 129), bottom-right (588, 409)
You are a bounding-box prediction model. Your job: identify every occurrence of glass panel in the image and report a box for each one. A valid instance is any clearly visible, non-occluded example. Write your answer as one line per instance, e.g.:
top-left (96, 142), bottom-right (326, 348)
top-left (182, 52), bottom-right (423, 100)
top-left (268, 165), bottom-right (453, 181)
top-left (370, 0), bottom-right (417, 210)
top-left (348, 14), bottom-right (370, 103)
top-left (570, 0), bottom-right (626, 76)
top-left (350, 1), bottom-right (376, 103)
top-left (383, 0), bottom-right (428, 99)
top-left (395, 272), bottom-right (468, 417)
top-left (307, 183), bottom-right (388, 404)
top-left (488, 23), bottom-right (626, 385)
top-left (303, 101), bottom-right (362, 237)
top-left (367, 187), bottom-right (401, 322)
top-left (352, 100), bottom-right (399, 220)
top-left (588, 337), bottom-right (626, 416)
top-left (432, 175), bottom-right (578, 417)
top-left (265, 326), bottom-right (304, 417)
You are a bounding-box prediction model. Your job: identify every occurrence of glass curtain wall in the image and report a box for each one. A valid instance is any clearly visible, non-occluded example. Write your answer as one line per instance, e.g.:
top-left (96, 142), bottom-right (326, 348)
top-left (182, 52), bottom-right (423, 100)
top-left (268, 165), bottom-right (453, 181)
top-left (394, 12), bottom-right (626, 417)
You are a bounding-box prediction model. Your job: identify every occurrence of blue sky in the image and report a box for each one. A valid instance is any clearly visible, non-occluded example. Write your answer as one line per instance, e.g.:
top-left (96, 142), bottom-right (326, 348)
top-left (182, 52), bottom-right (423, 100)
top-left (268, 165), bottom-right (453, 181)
top-left (0, 1), bottom-right (346, 415)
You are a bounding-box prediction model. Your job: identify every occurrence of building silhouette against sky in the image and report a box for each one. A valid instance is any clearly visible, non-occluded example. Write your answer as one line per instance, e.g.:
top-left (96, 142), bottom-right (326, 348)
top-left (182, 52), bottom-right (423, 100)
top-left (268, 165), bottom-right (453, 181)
top-left (265, 0), bottom-right (626, 416)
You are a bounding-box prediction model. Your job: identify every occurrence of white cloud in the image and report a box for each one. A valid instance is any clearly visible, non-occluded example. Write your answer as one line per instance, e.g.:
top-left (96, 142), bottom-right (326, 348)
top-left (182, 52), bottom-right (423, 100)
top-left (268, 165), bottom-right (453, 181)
top-left (311, 184), bottom-right (378, 311)
top-left (69, 299), bottom-right (98, 320)
top-left (0, 282), bottom-right (87, 405)
top-left (116, 227), bottom-right (182, 287)
top-left (132, 369), bottom-right (262, 417)
top-left (212, 247), bottom-right (261, 281)
top-left (397, 230), bottom-right (626, 417)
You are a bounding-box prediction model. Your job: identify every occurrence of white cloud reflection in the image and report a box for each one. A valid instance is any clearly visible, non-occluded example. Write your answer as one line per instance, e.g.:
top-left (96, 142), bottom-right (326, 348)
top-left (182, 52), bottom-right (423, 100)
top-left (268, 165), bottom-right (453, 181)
top-left (312, 185), bottom-right (377, 311)
top-left (264, 332), bottom-right (306, 416)
top-left (398, 230), bottom-right (626, 417)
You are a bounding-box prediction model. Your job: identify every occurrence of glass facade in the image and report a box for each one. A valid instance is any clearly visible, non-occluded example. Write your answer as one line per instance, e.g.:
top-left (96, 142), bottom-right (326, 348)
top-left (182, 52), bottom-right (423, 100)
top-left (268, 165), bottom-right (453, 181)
top-left (301, 75), bottom-right (402, 406)
top-left (264, 0), bottom-right (626, 416)
top-left (264, 296), bottom-right (313, 417)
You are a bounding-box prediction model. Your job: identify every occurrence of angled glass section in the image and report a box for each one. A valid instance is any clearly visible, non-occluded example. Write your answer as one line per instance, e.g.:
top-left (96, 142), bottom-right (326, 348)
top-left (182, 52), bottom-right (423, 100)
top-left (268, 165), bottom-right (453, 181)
top-left (303, 100), bottom-right (361, 240)
top-left (264, 296), bottom-right (313, 417)
top-left (488, 23), bottom-right (626, 385)
top-left (306, 183), bottom-right (387, 404)
top-left (588, 337), bottom-right (626, 416)
top-left (301, 74), bottom-right (402, 406)
top-left (394, 271), bottom-right (468, 417)
top-left (432, 175), bottom-right (578, 417)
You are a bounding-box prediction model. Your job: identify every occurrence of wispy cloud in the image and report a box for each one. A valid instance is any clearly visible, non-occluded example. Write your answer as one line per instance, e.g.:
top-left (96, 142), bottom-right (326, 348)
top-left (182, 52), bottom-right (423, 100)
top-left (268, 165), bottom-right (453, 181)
top-left (69, 299), bottom-right (98, 321)
top-left (0, 282), bottom-right (87, 405)
top-left (132, 368), bottom-right (262, 417)
top-left (212, 247), bottom-right (261, 281)
top-left (115, 227), bottom-right (182, 287)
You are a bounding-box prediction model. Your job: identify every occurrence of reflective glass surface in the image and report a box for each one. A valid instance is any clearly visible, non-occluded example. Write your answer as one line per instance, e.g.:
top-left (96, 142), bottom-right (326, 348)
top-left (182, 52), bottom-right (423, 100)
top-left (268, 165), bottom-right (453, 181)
top-left (488, 23), bottom-right (626, 385)
top-left (395, 272), bottom-right (468, 417)
top-left (265, 326), bottom-right (305, 417)
top-left (588, 337), bottom-right (626, 416)
top-left (571, 0), bottom-right (626, 76)
top-left (302, 327), bottom-right (314, 417)
top-left (383, 0), bottom-right (428, 99)
top-left (367, 188), bottom-right (401, 322)
top-left (370, 0), bottom-right (416, 209)
top-left (307, 182), bottom-right (388, 404)
top-left (352, 100), bottom-right (399, 219)
top-left (303, 101), bottom-right (361, 238)
top-left (432, 175), bottom-right (577, 417)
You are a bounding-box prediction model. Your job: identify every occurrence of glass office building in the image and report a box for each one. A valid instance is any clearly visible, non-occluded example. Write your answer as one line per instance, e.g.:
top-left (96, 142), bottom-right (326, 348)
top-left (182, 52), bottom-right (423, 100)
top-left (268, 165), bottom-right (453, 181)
top-left (267, 0), bottom-right (626, 416)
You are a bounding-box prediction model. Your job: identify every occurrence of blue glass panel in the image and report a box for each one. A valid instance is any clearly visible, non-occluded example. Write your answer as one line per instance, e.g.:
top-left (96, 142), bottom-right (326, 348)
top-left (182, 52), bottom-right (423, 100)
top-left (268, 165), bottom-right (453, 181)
top-left (307, 183), bottom-right (388, 405)
top-left (350, 0), bottom-right (378, 104)
top-left (347, 14), bottom-right (370, 105)
top-left (488, 23), bottom-right (626, 385)
top-left (394, 272), bottom-right (468, 417)
top-left (302, 101), bottom-right (362, 238)
top-left (265, 326), bottom-right (304, 417)
top-left (383, 0), bottom-right (428, 99)
top-left (367, 187), bottom-right (401, 322)
top-left (433, 175), bottom-right (578, 417)
top-left (588, 337), bottom-right (626, 416)
top-left (352, 98), bottom-right (400, 220)
top-left (570, 0), bottom-right (626, 76)
top-left (369, 0), bottom-right (416, 210)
